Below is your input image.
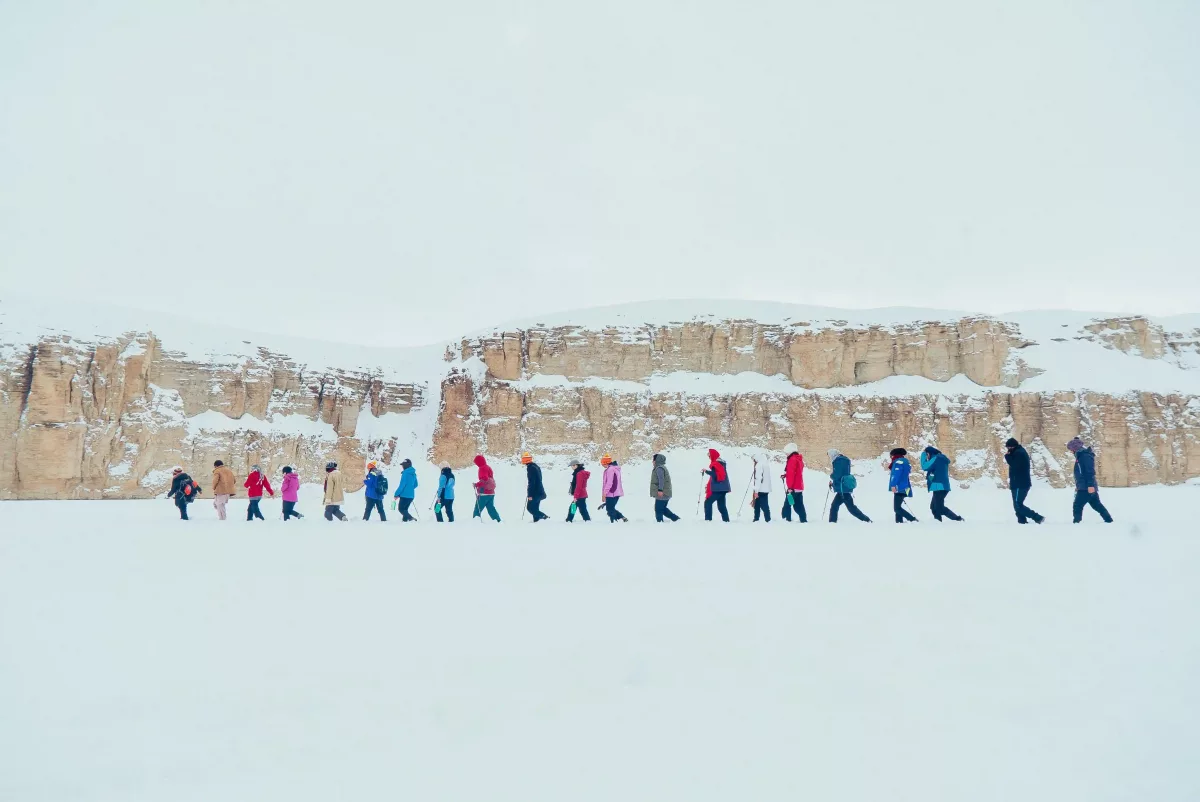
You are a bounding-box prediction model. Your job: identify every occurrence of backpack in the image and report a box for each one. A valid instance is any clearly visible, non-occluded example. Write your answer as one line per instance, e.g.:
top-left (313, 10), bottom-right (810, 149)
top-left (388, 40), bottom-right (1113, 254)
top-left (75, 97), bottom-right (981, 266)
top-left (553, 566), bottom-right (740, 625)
top-left (181, 477), bottom-right (200, 501)
top-left (376, 474), bottom-right (389, 496)
top-left (840, 475), bottom-right (857, 493)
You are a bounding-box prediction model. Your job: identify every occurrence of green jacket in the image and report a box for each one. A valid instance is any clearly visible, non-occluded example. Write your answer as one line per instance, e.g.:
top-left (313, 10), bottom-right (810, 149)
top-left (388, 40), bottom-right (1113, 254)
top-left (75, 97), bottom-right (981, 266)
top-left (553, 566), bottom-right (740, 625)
top-left (649, 454), bottom-right (672, 499)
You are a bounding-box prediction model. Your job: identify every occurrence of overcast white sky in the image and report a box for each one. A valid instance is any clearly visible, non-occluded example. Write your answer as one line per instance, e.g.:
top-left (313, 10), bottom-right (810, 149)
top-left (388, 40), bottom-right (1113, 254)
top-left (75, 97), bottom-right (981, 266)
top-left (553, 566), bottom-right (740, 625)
top-left (2, 1), bottom-right (1197, 346)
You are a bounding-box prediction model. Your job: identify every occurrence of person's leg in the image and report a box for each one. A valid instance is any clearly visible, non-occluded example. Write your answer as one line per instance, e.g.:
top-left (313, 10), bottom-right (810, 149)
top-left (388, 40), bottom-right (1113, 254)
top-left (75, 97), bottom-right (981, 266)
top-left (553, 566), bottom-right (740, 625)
top-left (378, 498), bottom-right (388, 522)
top-left (435, 505), bottom-right (444, 522)
top-left (399, 498), bottom-right (413, 521)
top-left (336, 505), bottom-right (347, 521)
top-left (325, 505), bottom-right (335, 521)
top-left (445, 499), bottom-right (455, 522)
top-left (829, 493), bottom-right (843, 522)
top-left (654, 499), bottom-right (665, 522)
top-left (939, 492), bottom-right (963, 521)
top-left (484, 495), bottom-right (500, 521)
top-left (255, 499), bottom-right (265, 520)
top-left (247, 499), bottom-right (256, 521)
top-left (473, 496), bottom-right (482, 518)
top-left (930, 491), bottom-right (945, 521)
top-left (282, 500), bottom-right (293, 520)
top-left (1087, 492), bottom-right (1113, 522)
top-left (177, 499), bottom-right (188, 520)
top-left (843, 493), bottom-right (871, 522)
top-left (363, 498), bottom-right (373, 520)
top-left (215, 494), bottom-right (228, 520)
top-left (894, 493), bottom-right (905, 523)
top-left (780, 494), bottom-right (792, 521)
top-left (760, 493), bottom-right (771, 522)
top-left (716, 491), bottom-right (729, 522)
top-left (1019, 488), bottom-right (1043, 523)
top-left (794, 491), bottom-right (807, 523)
top-left (704, 495), bottom-right (715, 521)
top-left (566, 502), bottom-right (576, 522)
top-left (579, 499), bottom-right (590, 521)
top-left (604, 498), bottom-right (616, 521)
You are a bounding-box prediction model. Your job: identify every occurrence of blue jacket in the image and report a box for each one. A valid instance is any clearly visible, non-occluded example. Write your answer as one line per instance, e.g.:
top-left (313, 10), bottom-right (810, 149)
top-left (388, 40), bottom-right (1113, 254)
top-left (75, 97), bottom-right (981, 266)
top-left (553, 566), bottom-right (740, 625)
top-left (526, 462), bottom-right (546, 500)
top-left (437, 472), bottom-right (455, 501)
top-left (705, 460), bottom-right (732, 493)
top-left (363, 471), bottom-right (386, 500)
top-left (920, 449), bottom-right (951, 492)
top-left (1073, 448), bottom-right (1098, 491)
top-left (394, 466), bottom-right (418, 499)
top-left (889, 457), bottom-right (912, 494)
top-left (830, 454), bottom-right (854, 493)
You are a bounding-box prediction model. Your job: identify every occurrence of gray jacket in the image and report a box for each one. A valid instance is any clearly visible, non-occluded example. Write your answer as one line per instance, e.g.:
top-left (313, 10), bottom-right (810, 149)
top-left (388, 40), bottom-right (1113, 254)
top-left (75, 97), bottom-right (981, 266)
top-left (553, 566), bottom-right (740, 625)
top-left (650, 454), bottom-right (672, 499)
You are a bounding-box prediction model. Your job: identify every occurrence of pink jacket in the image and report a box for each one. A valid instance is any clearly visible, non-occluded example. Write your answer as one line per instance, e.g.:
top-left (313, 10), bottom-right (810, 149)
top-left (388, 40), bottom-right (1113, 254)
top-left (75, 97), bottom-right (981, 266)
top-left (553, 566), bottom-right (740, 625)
top-left (281, 473), bottom-right (300, 502)
top-left (602, 463), bottom-right (624, 498)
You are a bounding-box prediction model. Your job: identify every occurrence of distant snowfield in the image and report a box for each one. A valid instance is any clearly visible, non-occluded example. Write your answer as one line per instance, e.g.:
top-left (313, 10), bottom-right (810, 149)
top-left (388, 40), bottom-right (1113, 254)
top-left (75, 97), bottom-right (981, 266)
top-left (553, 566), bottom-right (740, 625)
top-left (2, 500), bottom-right (1199, 801)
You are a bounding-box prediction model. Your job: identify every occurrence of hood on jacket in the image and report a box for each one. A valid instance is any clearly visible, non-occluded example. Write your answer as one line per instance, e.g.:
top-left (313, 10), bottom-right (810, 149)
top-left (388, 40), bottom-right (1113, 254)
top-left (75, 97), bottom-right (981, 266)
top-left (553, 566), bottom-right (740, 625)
top-left (707, 448), bottom-right (721, 461)
top-left (826, 449), bottom-right (840, 462)
top-left (282, 466), bottom-right (293, 474)
top-left (1005, 438), bottom-right (1020, 449)
top-left (1067, 437), bottom-right (1086, 453)
top-left (653, 454), bottom-right (666, 467)
top-left (923, 446), bottom-right (941, 457)
top-left (473, 455), bottom-right (488, 468)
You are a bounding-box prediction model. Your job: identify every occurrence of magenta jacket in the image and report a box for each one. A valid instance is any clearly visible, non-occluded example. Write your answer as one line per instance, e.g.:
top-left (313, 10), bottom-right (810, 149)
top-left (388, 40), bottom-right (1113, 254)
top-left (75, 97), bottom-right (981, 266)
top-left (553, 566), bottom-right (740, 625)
top-left (603, 463), bottom-right (624, 498)
top-left (281, 473), bottom-right (300, 502)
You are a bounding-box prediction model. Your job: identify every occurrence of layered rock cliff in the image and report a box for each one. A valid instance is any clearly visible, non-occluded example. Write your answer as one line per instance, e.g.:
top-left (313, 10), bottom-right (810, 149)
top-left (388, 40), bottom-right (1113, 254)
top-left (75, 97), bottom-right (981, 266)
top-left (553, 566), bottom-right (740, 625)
top-left (3, 304), bottom-right (1199, 497)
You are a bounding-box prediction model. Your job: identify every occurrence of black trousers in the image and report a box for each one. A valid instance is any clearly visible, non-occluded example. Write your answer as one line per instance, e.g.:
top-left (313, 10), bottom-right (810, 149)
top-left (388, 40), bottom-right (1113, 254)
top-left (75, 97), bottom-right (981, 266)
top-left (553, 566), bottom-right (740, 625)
top-left (780, 490), bottom-right (807, 522)
top-left (567, 498), bottom-right (590, 522)
top-left (654, 498), bottom-right (679, 522)
top-left (324, 504), bottom-right (347, 521)
top-left (752, 492), bottom-right (771, 522)
top-left (704, 491), bottom-right (730, 521)
top-left (1073, 490), bottom-right (1113, 523)
top-left (1011, 486), bottom-right (1042, 523)
top-left (930, 490), bottom-right (963, 521)
top-left (282, 500), bottom-right (302, 520)
top-left (398, 497), bottom-right (415, 521)
top-left (527, 497), bottom-right (549, 521)
top-left (830, 492), bottom-right (870, 522)
top-left (247, 498), bottom-right (265, 521)
top-left (435, 498), bottom-right (455, 522)
top-left (604, 497), bottom-right (626, 522)
top-left (364, 497), bottom-right (387, 521)
top-left (175, 498), bottom-right (189, 520)
top-left (893, 493), bottom-right (917, 522)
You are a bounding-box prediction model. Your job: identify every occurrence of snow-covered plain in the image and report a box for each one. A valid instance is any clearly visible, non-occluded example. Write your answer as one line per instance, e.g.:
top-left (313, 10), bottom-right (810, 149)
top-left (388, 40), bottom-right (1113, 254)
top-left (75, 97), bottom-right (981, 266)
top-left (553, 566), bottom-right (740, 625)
top-left (2, 498), bottom-right (1199, 802)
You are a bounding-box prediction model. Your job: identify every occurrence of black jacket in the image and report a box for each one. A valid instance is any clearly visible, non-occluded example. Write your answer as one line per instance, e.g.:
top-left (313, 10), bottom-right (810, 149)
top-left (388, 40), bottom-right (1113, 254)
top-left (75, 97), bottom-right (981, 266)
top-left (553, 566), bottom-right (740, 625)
top-left (167, 472), bottom-right (197, 501)
top-left (1004, 445), bottom-right (1032, 489)
top-left (525, 462), bottom-right (546, 500)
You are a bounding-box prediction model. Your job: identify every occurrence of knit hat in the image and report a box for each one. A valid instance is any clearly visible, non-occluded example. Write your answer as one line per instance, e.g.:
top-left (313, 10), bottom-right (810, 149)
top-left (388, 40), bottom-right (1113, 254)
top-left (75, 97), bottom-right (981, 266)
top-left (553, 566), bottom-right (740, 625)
top-left (520, 452), bottom-right (533, 464)
top-left (282, 466), bottom-right (293, 474)
top-left (826, 448), bottom-right (839, 462)
top-left (890, 448), bottom-right (907, 458)
top-left (600, 453), bottom-right (613, 466)
top-left (367, 461), bottom-right (377, 471)
top-left (784, 443), bottom-right (798, 455)
top-left (1005, 438), bottom-right (1019, 449)
top-left (1067, 437), bottom-right (1086, 453)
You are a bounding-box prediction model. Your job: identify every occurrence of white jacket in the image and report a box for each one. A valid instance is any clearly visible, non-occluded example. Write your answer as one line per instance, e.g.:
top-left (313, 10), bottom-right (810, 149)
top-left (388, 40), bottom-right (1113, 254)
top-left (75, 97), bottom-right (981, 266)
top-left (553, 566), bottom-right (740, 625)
top-left (751, 456), bottom-right (773, 493)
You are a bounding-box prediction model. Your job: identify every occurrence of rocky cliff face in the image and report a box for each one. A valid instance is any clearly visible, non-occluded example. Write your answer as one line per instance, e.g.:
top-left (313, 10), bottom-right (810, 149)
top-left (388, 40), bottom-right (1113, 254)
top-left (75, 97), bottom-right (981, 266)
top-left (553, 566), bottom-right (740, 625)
top-left (0, 332), bottom-right (422, 499)
top-left (3, 308), bottom-right (1199, 497)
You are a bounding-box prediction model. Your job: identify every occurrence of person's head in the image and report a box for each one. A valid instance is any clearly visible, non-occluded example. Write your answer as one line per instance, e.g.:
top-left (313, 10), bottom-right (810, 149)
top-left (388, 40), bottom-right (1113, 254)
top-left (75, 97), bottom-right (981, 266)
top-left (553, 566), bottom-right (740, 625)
top-left (827, 448), bottom-right (839, 462)
top-left (1005, 438), bottom-right (1020, 451)
top-left (400, 459), bottom-right (412, 470)
top-left (367, 461), bottom-right (377, 472)
top-left (214, 460), bottom-right (224, 468)
top-left (783, 443), bottom-right (798, 455)
top-left (282, 466), bottom-right (293, 474)
top-left (172, 466), bottom-right (183, 475)
top-left (707, 448), bottom-right (720, 461)
top-left (251, 464), bottom-right (261, 473)
top-left (520, 452), bottom-right (533, 464)
top-left (474, 454), bottom-right (487, 467)
top-left (440, 463), bottom-right (453, 476)
top-left (653, 453), bottom-right (665, 466)
top-left (923, 446), bottom-right (938, 457)
top-left (574, 461), bottom-right (585, 472)
top-left (325, 461), bottom-right (337, 473)
top-left (1067, 437), bottom-right (1086, 454)
top-left (890, 448), bottom-right (907, 458)
top-left (600, 454), bottom-right (613, 467)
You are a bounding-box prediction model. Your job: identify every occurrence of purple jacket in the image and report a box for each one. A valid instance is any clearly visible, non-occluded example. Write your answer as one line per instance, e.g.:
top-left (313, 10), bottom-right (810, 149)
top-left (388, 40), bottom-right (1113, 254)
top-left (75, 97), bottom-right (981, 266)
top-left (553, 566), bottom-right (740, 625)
top-left (603, 463), bottom-right (624, 498)
top-left (281, 473), bottom-right (300, 502)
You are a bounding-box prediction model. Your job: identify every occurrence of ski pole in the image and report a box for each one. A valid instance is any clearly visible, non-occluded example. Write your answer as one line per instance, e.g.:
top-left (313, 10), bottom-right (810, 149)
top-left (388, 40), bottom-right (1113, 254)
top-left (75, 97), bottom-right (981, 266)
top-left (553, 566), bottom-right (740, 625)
top-left (696, 479), bottom-right (705, 516)
top-left (736, 475), bottom-right (752, 519)
top-left (822, 484), bottom-right (832, 519)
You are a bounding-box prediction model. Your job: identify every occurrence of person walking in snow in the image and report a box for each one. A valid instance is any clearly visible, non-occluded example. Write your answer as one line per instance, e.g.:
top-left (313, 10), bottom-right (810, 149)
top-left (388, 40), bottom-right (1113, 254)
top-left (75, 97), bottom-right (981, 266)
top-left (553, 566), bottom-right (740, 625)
top-left (362, 461), bottom-right (388, 521)
top-left (280, 466), bottom-right (303, 519)
top-left (244, 464), bottom-right (274, 521)
top-left (920, 446), bottom-right (963, 522)
top-left (567, 461), bottom-right (591, 522)
top-left (828, 449), bottom-right (871, 523)
top-left (649, 453), bottom-right (679, 522)
top-left (1004, 438), bottom-right (1043, 524)
top-left (472, 455), bottom-right (501, 522)
top-left (392, 459), bottom-right (419, 521)
top-left (323, 462), bottom-right (348, 521)
top-left (600, 454), bottom-right (629, 522)
top-left (886, 448), bottom-right (918, 523)
top-left (1068, 437), bottom-right (1113, 523)
top-left (779, 443), bottom-right (807, 523)
top-left (435, 464), bottom-right (456, 522)
top-left (751, 452), bottom-right (772, 523)
top-left (166, 466), bottom-right (200, 520)
top-left (702, 448), bottom-right (732, 522)
top-left (522, 452), bottom-right (550, 522)
top-left (211, 460), bottom-right (235, 520)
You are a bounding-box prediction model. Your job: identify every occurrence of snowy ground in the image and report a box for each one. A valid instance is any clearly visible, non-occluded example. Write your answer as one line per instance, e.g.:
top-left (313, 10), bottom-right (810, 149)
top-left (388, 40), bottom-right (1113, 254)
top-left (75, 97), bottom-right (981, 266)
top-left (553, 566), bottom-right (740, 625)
top-left (2, 500), bottom-right (1199, 802)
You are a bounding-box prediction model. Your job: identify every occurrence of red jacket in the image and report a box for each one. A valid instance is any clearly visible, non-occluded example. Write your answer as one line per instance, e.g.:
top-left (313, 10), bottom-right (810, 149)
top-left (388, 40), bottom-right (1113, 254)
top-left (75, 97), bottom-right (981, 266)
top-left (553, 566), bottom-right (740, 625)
top-left (571, 470), bottom-right (590, 499)
top-left (784, 452), bottom-right (805, 491)
top-left (244, 470), bottom-right (274, 498)
top-left (473, 456), bottom-right (496, 495)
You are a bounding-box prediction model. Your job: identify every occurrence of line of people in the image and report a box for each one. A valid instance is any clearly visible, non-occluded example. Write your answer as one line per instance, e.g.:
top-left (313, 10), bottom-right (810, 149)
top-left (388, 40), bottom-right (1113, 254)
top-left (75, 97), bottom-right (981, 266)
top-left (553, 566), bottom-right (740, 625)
top-left (165, 436), bottom-right (1114, 525)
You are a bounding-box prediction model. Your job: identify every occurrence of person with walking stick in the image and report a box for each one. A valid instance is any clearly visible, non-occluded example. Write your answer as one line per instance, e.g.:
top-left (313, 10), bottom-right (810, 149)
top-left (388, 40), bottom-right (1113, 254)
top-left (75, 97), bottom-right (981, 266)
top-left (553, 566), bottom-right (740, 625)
top-left (702, 448), bottom-right (732, 522)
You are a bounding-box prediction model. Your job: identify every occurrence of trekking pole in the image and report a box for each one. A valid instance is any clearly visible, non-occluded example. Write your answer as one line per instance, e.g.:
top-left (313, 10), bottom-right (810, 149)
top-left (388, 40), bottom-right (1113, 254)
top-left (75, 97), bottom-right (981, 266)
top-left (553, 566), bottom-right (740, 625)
top-left (737, 476), bottom-right (752, 519)
top-left (822, 484), bottom-right (832, 519)
top-left (696, 479), bottom-right (705, 516)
